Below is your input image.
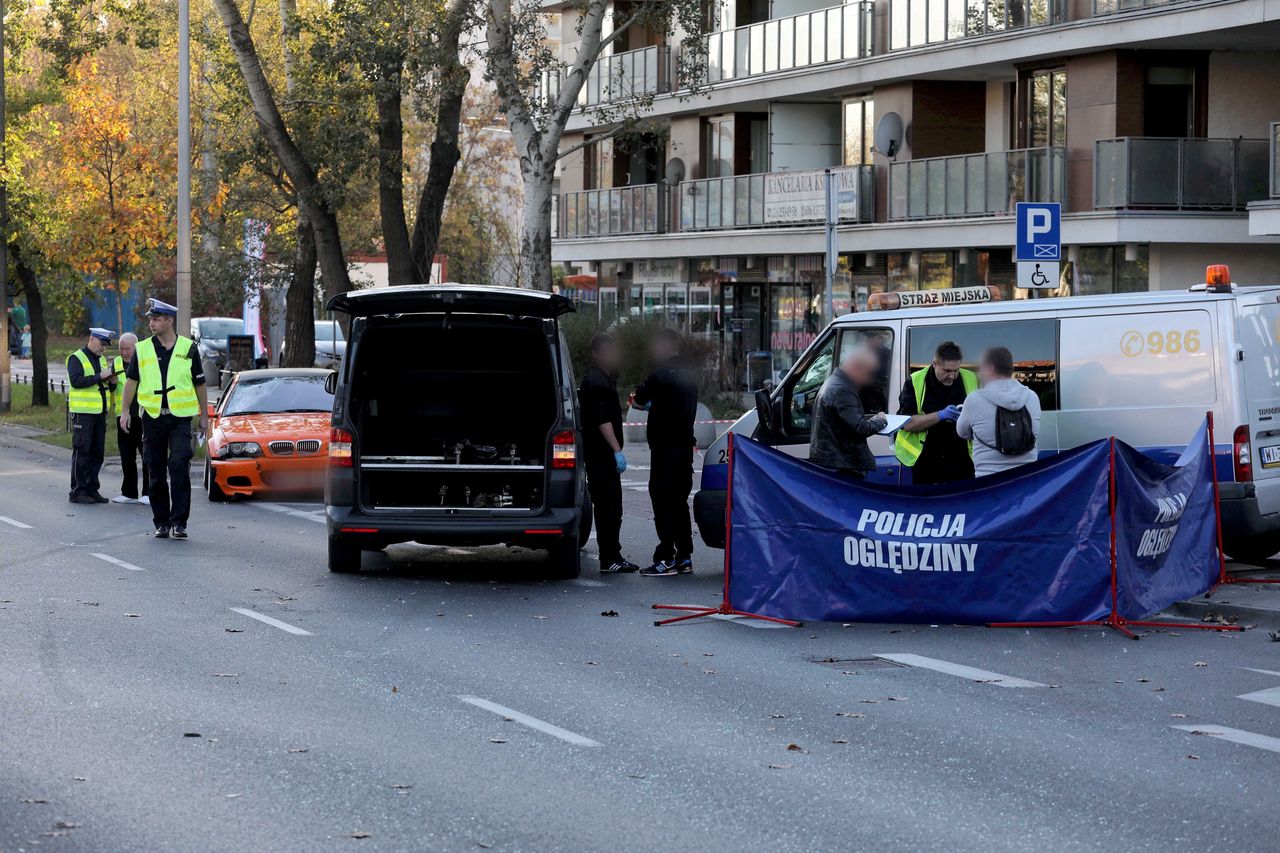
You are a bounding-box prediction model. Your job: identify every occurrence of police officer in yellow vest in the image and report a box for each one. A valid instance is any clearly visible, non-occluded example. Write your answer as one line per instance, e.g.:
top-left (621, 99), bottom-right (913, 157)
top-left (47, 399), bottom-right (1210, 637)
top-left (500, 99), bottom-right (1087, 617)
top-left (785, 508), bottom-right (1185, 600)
top-left (110, 332), bottom-right (150, 504)
top-left (894, 340), bottom-right (978, 485)
top-left (119, 299), bottom-right (209, 540)
top-left (67, 327), bottom-right (117, 504)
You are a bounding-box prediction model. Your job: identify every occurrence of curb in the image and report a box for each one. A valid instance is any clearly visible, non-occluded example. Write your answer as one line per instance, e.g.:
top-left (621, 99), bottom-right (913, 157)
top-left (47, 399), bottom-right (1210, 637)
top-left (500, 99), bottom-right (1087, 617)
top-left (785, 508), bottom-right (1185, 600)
top-left (0, 425), bottom-right (72, 460)
top-left (1162, 594), bottom-right (1280, 631)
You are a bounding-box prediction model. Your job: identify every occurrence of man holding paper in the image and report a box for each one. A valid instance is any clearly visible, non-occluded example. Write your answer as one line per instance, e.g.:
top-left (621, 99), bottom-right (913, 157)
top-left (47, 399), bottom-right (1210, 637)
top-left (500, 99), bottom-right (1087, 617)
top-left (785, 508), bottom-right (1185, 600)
top-left (808, 347), bottom-right (887, 481)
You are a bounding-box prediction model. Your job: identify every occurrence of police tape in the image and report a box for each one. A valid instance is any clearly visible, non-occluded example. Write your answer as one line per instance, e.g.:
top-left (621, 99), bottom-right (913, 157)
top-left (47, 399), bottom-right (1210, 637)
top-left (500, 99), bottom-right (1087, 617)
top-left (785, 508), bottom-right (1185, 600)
top-left (622, 419), bottom-right (738, 427)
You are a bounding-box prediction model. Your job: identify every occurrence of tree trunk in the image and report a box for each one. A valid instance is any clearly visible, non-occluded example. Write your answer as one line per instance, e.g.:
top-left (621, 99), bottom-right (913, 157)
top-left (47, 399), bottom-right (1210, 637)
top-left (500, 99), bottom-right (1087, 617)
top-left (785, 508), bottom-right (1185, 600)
top-left (13, 248), bottom-right (49, 407)
top-left (519, 161), bottom-right (555, 292)
top-left (212, 0), bottom-right (351, 295)
top-left (409, 0), bottom-right (469, 284)
top-left (376, 83), bottom-right (415, 285)
top-left (282, 218), bottom-right (317, 368)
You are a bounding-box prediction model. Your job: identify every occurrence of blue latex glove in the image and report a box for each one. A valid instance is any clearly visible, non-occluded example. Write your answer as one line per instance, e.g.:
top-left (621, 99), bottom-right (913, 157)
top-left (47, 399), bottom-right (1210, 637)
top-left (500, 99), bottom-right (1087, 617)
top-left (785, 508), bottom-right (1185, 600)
top-left (614, 451), bottom-right (627, 474)
top-left (937, 405), bottom-right (962, 423)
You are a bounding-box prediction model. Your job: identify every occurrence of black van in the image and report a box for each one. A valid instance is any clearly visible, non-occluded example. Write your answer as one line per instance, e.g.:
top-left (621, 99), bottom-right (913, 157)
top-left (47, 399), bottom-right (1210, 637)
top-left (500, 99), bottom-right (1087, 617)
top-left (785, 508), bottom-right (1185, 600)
top-left (323, 285), bottom-right (591, 576)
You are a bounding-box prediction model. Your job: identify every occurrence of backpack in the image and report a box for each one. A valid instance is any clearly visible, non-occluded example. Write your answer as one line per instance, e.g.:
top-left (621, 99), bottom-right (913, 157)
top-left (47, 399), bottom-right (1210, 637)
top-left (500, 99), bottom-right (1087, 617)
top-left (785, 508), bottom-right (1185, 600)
top-left (988, 403), bottom-right (1036, 455)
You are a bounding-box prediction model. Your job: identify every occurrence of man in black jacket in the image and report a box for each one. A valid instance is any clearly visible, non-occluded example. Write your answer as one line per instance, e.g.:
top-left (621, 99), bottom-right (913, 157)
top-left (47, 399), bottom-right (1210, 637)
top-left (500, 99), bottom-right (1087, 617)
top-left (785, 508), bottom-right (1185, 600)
top-left (579, 333), bottom-right (639, 574)
top-left (634, 329), bottom-right (698, 577)
top-left (809, 347), bottom-right (887, 480)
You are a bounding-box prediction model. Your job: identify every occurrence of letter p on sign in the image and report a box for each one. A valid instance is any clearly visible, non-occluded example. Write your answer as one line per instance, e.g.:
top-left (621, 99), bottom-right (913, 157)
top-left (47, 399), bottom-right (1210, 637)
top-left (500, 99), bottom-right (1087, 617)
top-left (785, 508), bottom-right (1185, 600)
top-left (1015, 202), bottom-right (1060, 262)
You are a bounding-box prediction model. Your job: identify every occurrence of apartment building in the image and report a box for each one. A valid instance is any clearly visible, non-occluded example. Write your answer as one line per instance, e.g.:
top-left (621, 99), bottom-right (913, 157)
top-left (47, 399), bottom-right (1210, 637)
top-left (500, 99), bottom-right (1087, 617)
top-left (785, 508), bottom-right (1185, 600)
top-left (546, 0), bottom-right (1280, 388)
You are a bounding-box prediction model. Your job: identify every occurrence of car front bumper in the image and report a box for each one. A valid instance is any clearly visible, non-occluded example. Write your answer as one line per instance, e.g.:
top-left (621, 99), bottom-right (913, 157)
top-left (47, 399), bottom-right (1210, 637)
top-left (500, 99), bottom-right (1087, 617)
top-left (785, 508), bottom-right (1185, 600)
top-left (211, 456), bottom-right (327, 496)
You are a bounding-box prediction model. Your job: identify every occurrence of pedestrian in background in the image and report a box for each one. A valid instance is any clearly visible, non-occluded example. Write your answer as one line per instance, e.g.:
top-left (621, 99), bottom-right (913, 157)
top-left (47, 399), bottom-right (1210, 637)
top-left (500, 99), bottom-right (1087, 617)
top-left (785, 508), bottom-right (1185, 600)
top-left (20, 325), bottom-right (31, 359)
top-left (119, 299), bottom-right (209, 540)
top-left (66, 328), bottom-right (116, 504)
top-left (894, 340), bottom-right (977, 485)
top-left (111, 332), bottom-right (150, 505)
top-left (634, 328), bottom-right (698, 578)
top-left (956, 346), bottom-right (1041, 477)
top-left (579, 332), bottom-right (638, 574)
top-left (809, 346), bottom-right (888, 480)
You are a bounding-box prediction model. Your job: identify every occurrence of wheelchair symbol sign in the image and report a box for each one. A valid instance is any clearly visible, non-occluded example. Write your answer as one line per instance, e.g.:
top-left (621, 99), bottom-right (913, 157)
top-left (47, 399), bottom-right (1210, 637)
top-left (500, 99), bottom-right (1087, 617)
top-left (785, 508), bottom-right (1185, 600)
top-left (1017, 261), bottom-right (1059, 290)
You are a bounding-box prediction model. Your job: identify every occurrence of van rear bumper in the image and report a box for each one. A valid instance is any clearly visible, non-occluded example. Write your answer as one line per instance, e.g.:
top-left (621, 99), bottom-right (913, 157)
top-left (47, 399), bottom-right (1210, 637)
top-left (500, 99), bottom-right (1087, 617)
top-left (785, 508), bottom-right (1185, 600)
top-left (326, 505), bottom-right (580, 549)
top-left (1218, 482), bottom-right (1280, 539)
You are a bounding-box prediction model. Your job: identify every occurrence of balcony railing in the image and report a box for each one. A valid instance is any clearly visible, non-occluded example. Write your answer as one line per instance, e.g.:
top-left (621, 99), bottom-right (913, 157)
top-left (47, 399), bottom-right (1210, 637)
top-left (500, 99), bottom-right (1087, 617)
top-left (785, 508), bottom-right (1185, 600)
top-left (698, 2), bottom-right (872, 84)
top-left (560, 184), bottom-right (663, 238)
top-left (1092, 0), bottom-right (1203, 15)
top-left (1271, 122), bottom-right (1279, 198)
top-left (888, 148), bottom-right (1064, 220)
top-left (888, 0), bottom-right (1064, 51)
top-left (679, 166), bottom-right (873, 231)
top-left (541, 45), bottom-right (671, 108)
top-left (1094, 137), bottom-right (1269, 211)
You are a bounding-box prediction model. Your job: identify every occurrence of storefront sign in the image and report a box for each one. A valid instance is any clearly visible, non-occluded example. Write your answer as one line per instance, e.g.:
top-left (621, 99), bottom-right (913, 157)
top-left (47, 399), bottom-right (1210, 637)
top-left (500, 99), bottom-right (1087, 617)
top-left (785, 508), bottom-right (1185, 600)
top-left (897, 287), bottom-right (993, 309)
top-left (633, 259), bottom-right (686, 285)
top-left (763, 167), bottom-right (862, 225)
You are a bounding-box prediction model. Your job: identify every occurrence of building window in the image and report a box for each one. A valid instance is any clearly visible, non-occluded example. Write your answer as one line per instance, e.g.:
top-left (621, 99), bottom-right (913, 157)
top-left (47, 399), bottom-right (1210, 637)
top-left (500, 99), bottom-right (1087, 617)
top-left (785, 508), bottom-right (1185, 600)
top-left (703, 116), bottom-right (734, 178)
top-left (1067, 246), bottom-right (1148, 296)
top-left (584, 137), bottom-right (613, 190)
top-left (843, 97), bottom-right (874, 166)
top-left (1024, 67), bottom-right (1066, 149)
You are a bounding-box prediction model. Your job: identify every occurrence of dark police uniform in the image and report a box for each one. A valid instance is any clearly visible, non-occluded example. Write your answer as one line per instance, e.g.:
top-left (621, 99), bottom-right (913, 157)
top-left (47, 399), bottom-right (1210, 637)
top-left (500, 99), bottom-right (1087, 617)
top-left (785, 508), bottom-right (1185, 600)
top-left (634, 357), bottom-right (698, 565)
top-left (66, 341), bottom-right (113, 501)
top-left (579, 366), bottom-right (625, 567)
top-left (127, 335), bottom-right (205, 531)
top-left (111, 354), bottom-right (149, 501)
top-left (897, 370), bottom-right (974, 485)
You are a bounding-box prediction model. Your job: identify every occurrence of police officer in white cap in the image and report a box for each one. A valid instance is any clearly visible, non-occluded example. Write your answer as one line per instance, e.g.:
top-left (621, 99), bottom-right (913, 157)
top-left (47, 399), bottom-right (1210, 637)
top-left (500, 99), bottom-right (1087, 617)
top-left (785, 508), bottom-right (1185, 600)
top-left (67, 327), bottom-right (116, 504)
top-left (119, 299), bottom-right (209, 539)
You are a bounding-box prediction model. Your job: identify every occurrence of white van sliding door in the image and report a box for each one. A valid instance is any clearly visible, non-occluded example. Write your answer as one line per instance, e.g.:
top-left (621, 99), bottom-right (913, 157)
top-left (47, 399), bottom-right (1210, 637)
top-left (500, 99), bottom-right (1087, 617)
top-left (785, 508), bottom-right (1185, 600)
top-left (1237, 300), bottom-right (1280, 508)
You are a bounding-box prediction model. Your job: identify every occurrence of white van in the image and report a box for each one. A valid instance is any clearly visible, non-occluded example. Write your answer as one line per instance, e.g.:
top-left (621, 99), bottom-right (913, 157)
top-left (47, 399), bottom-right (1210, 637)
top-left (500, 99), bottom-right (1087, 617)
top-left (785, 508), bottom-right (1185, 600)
top-left (694, 270), bottom-right (1280, 562)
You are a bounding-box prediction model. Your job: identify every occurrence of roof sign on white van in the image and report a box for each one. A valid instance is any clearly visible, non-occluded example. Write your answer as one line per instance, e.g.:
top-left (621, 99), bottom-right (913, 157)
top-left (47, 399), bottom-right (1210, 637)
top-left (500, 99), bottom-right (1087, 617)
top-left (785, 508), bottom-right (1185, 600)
top-left (868, 286), bottom-right (1000, 312)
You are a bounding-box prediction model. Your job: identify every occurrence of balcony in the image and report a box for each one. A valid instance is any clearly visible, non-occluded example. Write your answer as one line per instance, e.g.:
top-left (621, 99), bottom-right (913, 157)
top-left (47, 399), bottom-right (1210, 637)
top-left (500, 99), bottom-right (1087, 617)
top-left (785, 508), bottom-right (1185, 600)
top-left (1272, 122), bottom-right (1279, 198)
top-left (888, 148), bottom-right (1064, 220)
top-left (888, 0), bottom-right (1064, 51)
top-left (541, 45), bottom-right (671, 108)
top-left (679, 166), bottom-right (873, 231)
top-left (1092, 0), bottom-right (1204, 15)
top-left (560, 184), bottom-right (663, 238)
top-left (699, 2), bottom-right (872, 84)
top-left (1094, 137), bottom-right (1269, 211)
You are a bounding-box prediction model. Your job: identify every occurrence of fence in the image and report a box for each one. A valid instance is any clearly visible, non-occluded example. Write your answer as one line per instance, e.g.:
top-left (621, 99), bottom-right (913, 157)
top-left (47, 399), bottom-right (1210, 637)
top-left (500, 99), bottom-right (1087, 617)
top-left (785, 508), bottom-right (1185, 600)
top-left (1094, 137), bottom-right (1269, 210)
top-left (697, 2), bottom-right (872, 84)
top-left (889, 147), bottom-right (1064, 220)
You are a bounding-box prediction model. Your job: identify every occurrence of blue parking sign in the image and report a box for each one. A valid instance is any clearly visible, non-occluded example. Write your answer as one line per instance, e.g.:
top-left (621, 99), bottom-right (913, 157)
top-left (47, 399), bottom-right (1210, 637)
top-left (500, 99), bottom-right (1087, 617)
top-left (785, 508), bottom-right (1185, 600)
top-left (1015, 203), bottom-right (1061, 262)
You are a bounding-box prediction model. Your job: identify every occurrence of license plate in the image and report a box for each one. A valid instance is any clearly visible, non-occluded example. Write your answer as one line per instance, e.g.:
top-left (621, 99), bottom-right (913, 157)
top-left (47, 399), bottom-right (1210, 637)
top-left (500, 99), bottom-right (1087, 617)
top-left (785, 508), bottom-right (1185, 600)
top-left (1262, 445), bottom-right (1280, 469)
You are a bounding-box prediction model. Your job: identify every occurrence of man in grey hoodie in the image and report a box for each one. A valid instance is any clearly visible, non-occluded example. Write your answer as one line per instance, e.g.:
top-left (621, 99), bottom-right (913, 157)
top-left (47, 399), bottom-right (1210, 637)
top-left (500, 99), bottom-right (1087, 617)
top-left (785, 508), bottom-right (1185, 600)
top-left (956, 346), bottom-right (1041, 477)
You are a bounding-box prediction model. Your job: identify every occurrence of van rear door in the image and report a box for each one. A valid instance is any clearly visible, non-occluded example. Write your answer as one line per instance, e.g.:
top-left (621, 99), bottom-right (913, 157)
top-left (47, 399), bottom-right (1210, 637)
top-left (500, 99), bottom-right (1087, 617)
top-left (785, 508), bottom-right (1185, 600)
top-left (1237, 296), bottom-right (1280, 512)
top-left (328, 285), bottom-right (575, 319)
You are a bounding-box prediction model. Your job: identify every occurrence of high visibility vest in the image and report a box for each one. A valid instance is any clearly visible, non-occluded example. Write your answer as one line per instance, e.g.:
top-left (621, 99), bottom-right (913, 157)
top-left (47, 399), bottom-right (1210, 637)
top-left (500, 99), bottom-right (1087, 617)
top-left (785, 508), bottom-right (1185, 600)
top-left (109, 355), bottom-right (127, 414)
top-left (135, 336), bottom-right (199, 418)
top-left (66, 350), bottom-right (106, 415)
top-left (894, 367), bottom-right (978, 467)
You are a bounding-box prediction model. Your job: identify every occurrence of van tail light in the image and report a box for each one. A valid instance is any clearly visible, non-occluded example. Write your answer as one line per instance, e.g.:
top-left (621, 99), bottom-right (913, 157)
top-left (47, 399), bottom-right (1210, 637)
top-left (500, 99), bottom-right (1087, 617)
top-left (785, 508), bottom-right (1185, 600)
top-left (329, 428), bottom-right (353, 468)
top-left (552, 430), bottom-right (577, 469)
top-left (1233, 424), bottom-right (1252, 483)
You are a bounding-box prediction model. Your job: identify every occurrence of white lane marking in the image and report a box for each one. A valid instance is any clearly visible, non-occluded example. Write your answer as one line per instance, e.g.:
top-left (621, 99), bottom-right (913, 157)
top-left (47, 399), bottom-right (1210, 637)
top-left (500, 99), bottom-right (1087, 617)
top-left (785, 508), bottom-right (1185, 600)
top-left (0, 515), bottom-right (33, 529)
top-left (455, 694), bottom-right (601, 747)
top-left (258, 502), bottom-right (325, 524)
top-left (91, 552), bottom-right (144, 572)
top-left (229, 607), bottom-right (313, 636)
top-left (569, 578), bottom-right (605, 588)
top-left (1239, 687), bottom-right (1280, 709)
top-left (1172, 724), bottom-right (1280, 754)
top-left (711, 613), bottom-right (789, 630)
top-left (873, 653), bottom-right (1046, 688)
top-left (1241, 667), bottom-right (1280, 678)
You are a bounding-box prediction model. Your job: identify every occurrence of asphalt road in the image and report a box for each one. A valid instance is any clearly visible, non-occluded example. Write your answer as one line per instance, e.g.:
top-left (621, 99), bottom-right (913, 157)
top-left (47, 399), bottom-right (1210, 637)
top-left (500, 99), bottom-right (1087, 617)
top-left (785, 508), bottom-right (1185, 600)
top-left (2, 437), bottom-right (1280, 852)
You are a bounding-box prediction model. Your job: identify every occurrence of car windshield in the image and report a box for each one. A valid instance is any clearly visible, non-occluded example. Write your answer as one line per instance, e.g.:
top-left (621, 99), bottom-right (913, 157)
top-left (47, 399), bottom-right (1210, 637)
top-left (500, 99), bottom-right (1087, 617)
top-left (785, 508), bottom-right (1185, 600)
top-left (198, 320), bottom-right (244, 340)
top-left (314, 322), bottom-right (345, 343)
top-left (221, 375), bottom-right (333, 416)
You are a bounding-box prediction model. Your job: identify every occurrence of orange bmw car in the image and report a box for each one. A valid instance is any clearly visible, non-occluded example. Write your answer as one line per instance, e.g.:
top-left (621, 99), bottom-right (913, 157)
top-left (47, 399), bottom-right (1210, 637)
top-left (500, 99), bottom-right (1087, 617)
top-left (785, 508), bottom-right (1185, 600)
top-left (203, 368), bottom-right (334, 501)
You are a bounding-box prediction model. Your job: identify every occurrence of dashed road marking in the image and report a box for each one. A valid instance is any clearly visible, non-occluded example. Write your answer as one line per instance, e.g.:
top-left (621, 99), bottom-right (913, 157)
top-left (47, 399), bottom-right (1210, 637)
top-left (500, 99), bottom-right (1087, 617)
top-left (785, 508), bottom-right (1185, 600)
top-left (569, 578), bottom-right (606, 588)
top-left (258, 502), bottom-right (325, 524)
top-left (0, 515), bottom-right (33, 529)
top-left (710, 613), bottom-right (790, 630)
top-left (229, 607), bottom-right (313, 636)
top-left (91, 552), bottom-right (144, 572)
top-left (873, 653), bottom-right (1046, 688)
top-left (1172, 724), bottom-right (1280, 755)
top-left (456, 694), bottom-right (601, 747)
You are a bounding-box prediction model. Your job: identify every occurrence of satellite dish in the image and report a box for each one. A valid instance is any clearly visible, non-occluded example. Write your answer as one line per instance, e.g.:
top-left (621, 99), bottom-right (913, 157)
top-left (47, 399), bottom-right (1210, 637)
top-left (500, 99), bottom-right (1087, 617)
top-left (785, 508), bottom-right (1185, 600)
top-left (664, 157), bottom-right (686, 185)
top-left (874, 113), bottom-right (904, 159)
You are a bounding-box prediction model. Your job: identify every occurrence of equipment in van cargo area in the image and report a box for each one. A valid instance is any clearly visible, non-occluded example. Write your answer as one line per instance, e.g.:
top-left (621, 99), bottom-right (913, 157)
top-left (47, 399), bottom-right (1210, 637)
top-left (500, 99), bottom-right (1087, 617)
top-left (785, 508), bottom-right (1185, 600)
top-left (351, 315), bottom-right (557, 511)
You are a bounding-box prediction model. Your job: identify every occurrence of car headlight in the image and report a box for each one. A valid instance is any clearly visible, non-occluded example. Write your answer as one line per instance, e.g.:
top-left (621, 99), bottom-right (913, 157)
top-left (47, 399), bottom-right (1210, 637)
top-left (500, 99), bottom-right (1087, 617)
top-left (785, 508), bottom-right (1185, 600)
top-left (223, 441), bottom-right (263, 458)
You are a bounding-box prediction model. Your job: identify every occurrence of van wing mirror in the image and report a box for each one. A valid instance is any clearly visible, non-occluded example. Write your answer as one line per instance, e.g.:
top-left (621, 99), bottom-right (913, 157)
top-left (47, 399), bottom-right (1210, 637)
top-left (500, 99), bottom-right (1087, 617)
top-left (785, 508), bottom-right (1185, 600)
top-left (324, 371), bottom-right (338, 396)
top-left (754, 389), bottom-right (775, 432)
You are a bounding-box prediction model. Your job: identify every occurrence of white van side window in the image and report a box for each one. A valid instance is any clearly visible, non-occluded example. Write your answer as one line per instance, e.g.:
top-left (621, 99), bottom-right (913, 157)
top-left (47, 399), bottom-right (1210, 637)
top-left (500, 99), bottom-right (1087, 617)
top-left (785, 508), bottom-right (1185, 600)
top-left (1059, 310), bottom-right (1214, 409)
top-left (908, 319), bottom-right (1058, 411)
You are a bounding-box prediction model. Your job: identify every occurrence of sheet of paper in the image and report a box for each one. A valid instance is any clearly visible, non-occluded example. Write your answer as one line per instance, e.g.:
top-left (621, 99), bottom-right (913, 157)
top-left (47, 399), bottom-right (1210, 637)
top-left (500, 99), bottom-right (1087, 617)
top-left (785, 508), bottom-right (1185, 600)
top-left (876, 414), bottom-right (911, 435)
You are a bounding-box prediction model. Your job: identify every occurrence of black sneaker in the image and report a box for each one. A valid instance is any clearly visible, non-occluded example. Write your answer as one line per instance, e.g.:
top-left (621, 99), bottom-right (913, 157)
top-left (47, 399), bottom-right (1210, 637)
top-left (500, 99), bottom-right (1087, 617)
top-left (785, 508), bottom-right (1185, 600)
top-left (676, 557), bottom-right (693, 575)
top-left (69, 493), bottom-right (97, 505)
top-left (154, 526), bottom-right (170, 539)
top-left (90, 492), bottom-right (109, 504)
top-left (171, 526), bottom-right (188, 540)
top-left (601, 559), bottom-right (640, 574)
top-left (640, 560), bottom-right (678, 577)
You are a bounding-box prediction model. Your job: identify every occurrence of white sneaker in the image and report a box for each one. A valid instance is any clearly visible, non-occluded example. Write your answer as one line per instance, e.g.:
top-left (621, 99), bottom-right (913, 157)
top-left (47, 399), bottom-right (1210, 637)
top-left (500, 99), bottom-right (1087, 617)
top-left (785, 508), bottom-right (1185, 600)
top-left (139, 496), bottom-right (151, 505)
top-left (111, 495), bottom-right (137, 504)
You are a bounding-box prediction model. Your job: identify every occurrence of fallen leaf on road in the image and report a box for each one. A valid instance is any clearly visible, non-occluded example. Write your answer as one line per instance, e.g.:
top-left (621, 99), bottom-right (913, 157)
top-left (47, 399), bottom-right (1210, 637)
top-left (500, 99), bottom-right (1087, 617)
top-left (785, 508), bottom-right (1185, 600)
top-left (82, 601), bottom-right (99, 607)
top-left (1153, 687), bottom-right (1166, 693)
top-left (277, 596), bottom-right (296, 602)
top-left (287, 747), bottom-right (308, 753)
top-left (1189, 730), bottom-right (1221, 736)
top-left (786, 743), bottom-right (804, 752)
top-left (55, 821), bottom-right (80, 829)
top-left (766, 763), bottom-right (793, 770)
top-left (859, 699), bottom-right (880, 704)
top-left (842, 623), bottom-right (853, 628)
top-left (489, 737), bottom-right (507, 744)
top-left (124, 613), bottom-right (140, 618)
top-left (1170, 713), bottom-right (1188, 718)
top-left (702, 669), bottom-right (716, 675)
top-left (888, 696), bottom-right (909, 701)
top-left (212, 673), bottom-right (238, 678)
top-left (769, 714), bottom-right (786, 719)
top-left (1137, 677), bottom-right (1151, 683)
top-left (391, 686), bottom-right (398, 694)
top-left (1194, 661), bottom-right (1208, 667)
top-left (183, 732), bottom-right (202, 738)
top-left (532, 616), bottom-right (549, 620)
top-left (389, 784), bottom-right (413, 791)
top-left (224, 628), bottom-right (243, 633)
top-left (72, 777), bottom-right (88, 782)
top-left (835, 712), bottom-right (866, 718)
top-left (585, 661), bottom-right (599, 666)
top-left (344, 831), bottom-right (373, 839)
top-left (226, 794), bottom-right (242, 799)
top-left (841, 671), bottom-right (859, 676)
top-left (1187, 754), bottom-right (1200, 760)
top-left (832, 739), bottom-right (849, 744)
top-left (600, 610), bottom-right (619, 617)
top-left (42, 830), bottom-right (70, 837)
top-left (702, 652), bottom-right (714, 657)
top-left (20, 798), bottom-right (49, 804)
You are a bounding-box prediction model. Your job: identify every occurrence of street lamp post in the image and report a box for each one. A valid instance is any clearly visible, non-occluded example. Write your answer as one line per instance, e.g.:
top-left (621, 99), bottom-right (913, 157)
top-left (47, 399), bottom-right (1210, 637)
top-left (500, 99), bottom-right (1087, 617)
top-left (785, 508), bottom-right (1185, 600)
top-left (176, 0), bottom-right (192, 334)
